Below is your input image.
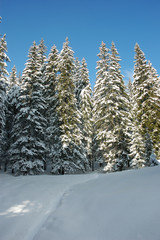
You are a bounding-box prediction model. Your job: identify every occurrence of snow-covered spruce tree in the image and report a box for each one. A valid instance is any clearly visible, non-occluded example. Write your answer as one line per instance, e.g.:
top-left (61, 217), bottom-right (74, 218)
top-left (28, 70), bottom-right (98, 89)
top-left (94, 42), bottom-right (131, 172)
top-left (132, 43), bottom-right (160, 164)
top-left (18, 72), bottom-right (22, 86)
top-left (129, 121), bottom-right (146, 168)
top-left (9, 65), bottom-right (17, 87)
top-left (127, 77), bottom-right (145, 168)
top-left (147, 61), bottom-right (160, 159)
top-left (79, 58), bottom-right (93, 169)
top-left (0, 80), bottom-right (7, 170)
top-left (93, 41), bottom-right (110, 167)
top-left (74, 58), bottom-right (91, 107)
top-left (105, 42), bottom-right (131, 171)
top-left (9, 42), bottom-right (47, 175)
top-left (44, 44), bottom-right (62, 172)
top-left (0, 34), bottom-right (10, 79)
top-left (0, 25), bottom-right (10, 170)
top-left (130, 44), bottom-right (148, 168)
top-left (54, 37), bottom-right (90, 174)
top-left (73, 57), bottom-right (81, 108)
top-left (4, 66), bottom-right (21, 171)
top-left (37, 39), bottom-right (47, 90)
top-left (127, 78), bottom-right (133, 100)
top-left (37, 39), bottom-right (48, 169)
top-left (144, 131), bottom-right (154, 166)
top-left (73, 58), bottom-right (93, 168)
top-left (38, 38), bottom-right (47, 66)
top-left (80, 58), bottom-right (90, 89)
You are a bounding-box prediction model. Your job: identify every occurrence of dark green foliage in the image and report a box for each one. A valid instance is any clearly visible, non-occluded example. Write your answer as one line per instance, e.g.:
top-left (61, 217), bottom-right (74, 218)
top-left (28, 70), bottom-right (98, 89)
top-left (93, 42), bottom-right (131, 172)
top-left (55, 38), bottom-right (90, 173)
top-left (0, 22), bottom-right (10, 170)
top-left (1, 32), bottom-right (159, 175)
top-left (8, 42), bottom-right (47, 175)
top-left (132, 43), bottom-right (160, 162)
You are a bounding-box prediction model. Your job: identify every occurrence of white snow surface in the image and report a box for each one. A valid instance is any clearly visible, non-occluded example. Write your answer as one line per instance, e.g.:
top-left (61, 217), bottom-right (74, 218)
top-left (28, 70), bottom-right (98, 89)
top-left (0, 166), bottom-right (160, 240)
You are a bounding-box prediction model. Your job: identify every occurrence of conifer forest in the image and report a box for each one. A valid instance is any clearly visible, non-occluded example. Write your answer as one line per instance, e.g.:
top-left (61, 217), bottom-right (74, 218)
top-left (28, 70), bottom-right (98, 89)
top-left (0, 18), bottom-right (160, 175)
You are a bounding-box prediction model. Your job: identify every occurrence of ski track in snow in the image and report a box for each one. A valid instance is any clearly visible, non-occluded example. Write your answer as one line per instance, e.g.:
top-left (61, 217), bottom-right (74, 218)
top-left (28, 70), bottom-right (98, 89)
top-left (1, 167), bottom-right (160, 240)
top-left (26, 173), bottom-right (99, 240)
top-left (0, 172), bottom-right (99, 240)
top-left (34, 167), bottom-right (160, 240)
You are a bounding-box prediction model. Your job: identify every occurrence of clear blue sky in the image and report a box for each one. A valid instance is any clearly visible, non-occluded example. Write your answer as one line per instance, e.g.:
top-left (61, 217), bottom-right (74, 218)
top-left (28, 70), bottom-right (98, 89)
top-left (1, 0), bottom-right (160, 87)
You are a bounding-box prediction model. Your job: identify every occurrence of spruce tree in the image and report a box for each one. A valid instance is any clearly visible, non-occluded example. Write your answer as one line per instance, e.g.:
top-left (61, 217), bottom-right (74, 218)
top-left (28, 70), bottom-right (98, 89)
top-left (129, 122), bottom-right (146, 168)
top-left (127, 78), bottom-right (133, 100)
top-left (147, 62), bottom-right (160, 159)
top-left (0, 22), bottom-right (10, 170)
top-left (73, 57), bottom-right (81, 108)
top-left (127, 79), bottom-right (145, 168)
top-left (132, 43), bottom-right (160, 164)
top-left (0, 34), bottom-right (10, 79)
top-left (44, 45), bottom-right (61, 172)
top-left (9, 65), bottom-right (17, 87)
top-left (55, 38), bottom-right (90, 174)
top-left (9, 42), bottom-right (47, 175)
top-left (73, 57), bottom-right (92, 108)
top-left (93, 41), bottom-right (110, 166)
top-left (5, 66), bottom-right (20, 171)
top-left (0, 80), bottom-right (7, 170)
top-left (127, 77), bottom-right (145, 168)
top-left (79, 58), bottom-right (93, 168)
top-left (18, 72), bottom-right (22, 86)
top-left (94, 42), bottom-right (131, 172)
top-left (144, 131), bottom-right (154, 166)
top-left (106, 42), bottom-right (131, 171)
top-left (38, 38), bottom-right (47, 66)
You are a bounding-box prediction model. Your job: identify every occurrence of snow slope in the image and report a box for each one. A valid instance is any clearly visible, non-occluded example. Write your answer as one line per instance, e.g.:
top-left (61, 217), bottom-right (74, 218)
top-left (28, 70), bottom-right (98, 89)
top-left (0, 166), bottom-right (160, 240)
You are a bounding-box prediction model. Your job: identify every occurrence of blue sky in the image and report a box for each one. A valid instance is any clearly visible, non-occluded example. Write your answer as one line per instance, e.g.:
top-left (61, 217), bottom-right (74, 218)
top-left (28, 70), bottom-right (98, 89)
top-left (1, 0), bottom-right (160, 87)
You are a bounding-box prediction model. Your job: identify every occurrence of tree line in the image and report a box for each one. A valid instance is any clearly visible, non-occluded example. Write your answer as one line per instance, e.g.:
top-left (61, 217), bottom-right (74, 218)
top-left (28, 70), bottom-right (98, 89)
top-left (0, 22), bottom-right (159, 175)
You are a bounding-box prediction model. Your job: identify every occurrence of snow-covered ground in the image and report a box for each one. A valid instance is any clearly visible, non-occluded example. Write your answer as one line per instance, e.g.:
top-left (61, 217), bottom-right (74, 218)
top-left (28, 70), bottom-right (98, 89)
top-left (0, 166), bottom-right (160, 240)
